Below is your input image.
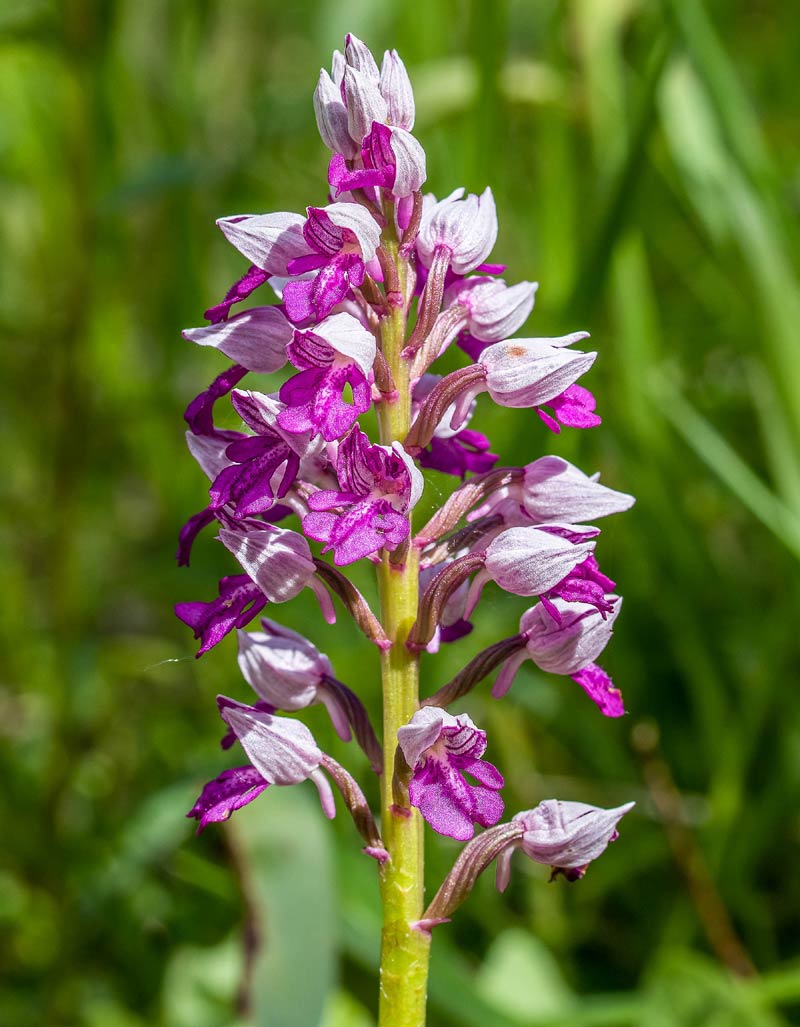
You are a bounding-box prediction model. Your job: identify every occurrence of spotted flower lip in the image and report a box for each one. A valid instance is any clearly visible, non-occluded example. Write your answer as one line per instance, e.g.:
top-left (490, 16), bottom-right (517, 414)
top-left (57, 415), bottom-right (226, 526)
top-left (417, 187), bottom-right (498, 275)
top-left (182, 306), bottom-right (292, 374)
top-left (397, 707), bottom-right (504, 841)
top-left (495, 800), bottom-right (635, 888)
top-left (303, 428), bottom-right (423, 565)
top-left (277, 311), bottom-right (377, 442)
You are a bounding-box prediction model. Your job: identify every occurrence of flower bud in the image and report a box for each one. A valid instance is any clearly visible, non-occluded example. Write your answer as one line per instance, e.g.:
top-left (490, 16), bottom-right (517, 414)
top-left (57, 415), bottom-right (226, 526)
top-left (417, 187), bottom-right (498, 274)
top-left (380, 48), bottom-right (415, 129)
top-left (446, 277), bottom-right (537, 343)
top-left (344, 33), bottom-right (380, 82)
top-left (314, 69), bottom-right (357, 157)
top-left (492, 598), bottom-right (621, 698)
top-left (480, 334), bottom-right (596, 409)
top-left (220, 698), bottom-right (323, 785)
top-left (343, 65), bottom-right (388, 143)
top-left (498, 800), bottom-right (635, 885)
top-left (237, 620), bottom-right (333, 710)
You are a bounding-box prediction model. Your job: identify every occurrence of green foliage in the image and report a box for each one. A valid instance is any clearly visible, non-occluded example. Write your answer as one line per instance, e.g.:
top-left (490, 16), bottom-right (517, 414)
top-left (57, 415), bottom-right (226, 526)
top-left (2, 0), bottom-right (799, 1024)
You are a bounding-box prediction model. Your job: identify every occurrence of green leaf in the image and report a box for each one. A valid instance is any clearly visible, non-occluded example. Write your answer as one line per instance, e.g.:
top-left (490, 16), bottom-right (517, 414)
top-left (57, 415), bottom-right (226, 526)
top-left (476, 928), bottom-right (576, 1022)
top-left (230, 786), bottom-right (337, 1027)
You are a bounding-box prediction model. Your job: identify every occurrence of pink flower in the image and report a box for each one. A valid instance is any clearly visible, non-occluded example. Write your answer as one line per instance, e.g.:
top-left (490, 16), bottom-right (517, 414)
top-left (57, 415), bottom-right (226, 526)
top-left (303, 428), bottom-right (423, 564)
top-left (397, 708), bottom-right (504, 841)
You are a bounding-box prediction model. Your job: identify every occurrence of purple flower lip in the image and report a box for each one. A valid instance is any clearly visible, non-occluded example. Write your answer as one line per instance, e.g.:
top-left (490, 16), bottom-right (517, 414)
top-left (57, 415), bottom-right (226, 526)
top-left (187, 765), bottom-right (269, 833)
top-left (303, 428), bottom-right (423, 565)
top-left (282, 203), bottom-right (381, 323)
top-left (175, 574), bottom-right (267, 656)
top-left (397, 708), bottom-right (504, 841)
top-left (277, 311), bottom-right (376, 442)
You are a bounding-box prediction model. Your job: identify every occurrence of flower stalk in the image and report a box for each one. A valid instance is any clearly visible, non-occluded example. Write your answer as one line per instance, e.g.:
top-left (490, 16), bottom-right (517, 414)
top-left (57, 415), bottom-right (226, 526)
top-left (376, 226), bottom-right (431, 1027)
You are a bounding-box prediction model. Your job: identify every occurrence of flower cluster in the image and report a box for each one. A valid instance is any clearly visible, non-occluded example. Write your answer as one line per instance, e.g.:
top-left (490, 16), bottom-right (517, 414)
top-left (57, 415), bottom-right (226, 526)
top-left (177, 33), bottom-right (634, 928)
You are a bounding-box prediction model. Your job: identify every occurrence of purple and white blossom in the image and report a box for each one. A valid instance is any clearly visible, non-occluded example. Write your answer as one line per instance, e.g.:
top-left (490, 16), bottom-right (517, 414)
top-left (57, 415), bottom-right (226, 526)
top-left (417, 188), bottom-right (498, 275)
top-left (283, 203), bottom-right (381, 324)
top-left (278, 311), bottom-right (376, 441)
top-left (464, 525), bottom-right (597, 616)
top-left (472, 456), bottom-right (635, 525)
top-left (329, 122), bottom-right (426, 199)
top-left (495, 800), bottom-right (635, 887)
top-left (237, 620), bottom-right (383, 768)
top-left (303, 428), bottom-right (423, 564)
top-left (492, 598), bottom-right (623, 716)
top-left (397, 708), bottom-right (504, 841)
top-left (445, 276), bottom-right (538, 358)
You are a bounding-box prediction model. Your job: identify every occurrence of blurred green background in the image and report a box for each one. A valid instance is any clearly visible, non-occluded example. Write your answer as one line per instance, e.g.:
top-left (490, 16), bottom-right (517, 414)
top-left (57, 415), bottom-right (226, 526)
top-left (3, 0), bottom-right (800, 1024)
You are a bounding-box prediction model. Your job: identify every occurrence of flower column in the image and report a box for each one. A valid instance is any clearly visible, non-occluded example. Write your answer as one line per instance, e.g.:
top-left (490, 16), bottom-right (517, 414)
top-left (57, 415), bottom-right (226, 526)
top-left (375, 206), bottom-right (430, 1027)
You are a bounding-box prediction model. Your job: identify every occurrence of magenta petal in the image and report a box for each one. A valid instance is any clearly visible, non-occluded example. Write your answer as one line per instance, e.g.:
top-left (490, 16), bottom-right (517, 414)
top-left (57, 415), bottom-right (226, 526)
top-left (536, 407), bottom-right (562, 433)
top-left (184, 364), bottom-right (248, 437)
top-left (408, 765), bottom-right (478, 841)
top-left (176, 506), bottom-right (217, 566)
top-left (571, 663), bottom-right (625, 717)
top-left (469, 785), bottom-right (505, 828)
top-left (187, 765), bottom-right (269, 832)
top-left (204, 266), bottom-right (270, 324)
top-left (175, 574), bottom-right (267, 656)
top-left (282, 279), bottom-right (315, 324)
top-left (278, 365), bottom-right (371, 441)
top-left (459, 755), bottom-right (505, 790)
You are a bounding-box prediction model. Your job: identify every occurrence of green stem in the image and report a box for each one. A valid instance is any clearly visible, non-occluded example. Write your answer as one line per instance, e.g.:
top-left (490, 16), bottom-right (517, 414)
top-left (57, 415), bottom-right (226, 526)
top-left (376, 231), bottom-right (431, 1027)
